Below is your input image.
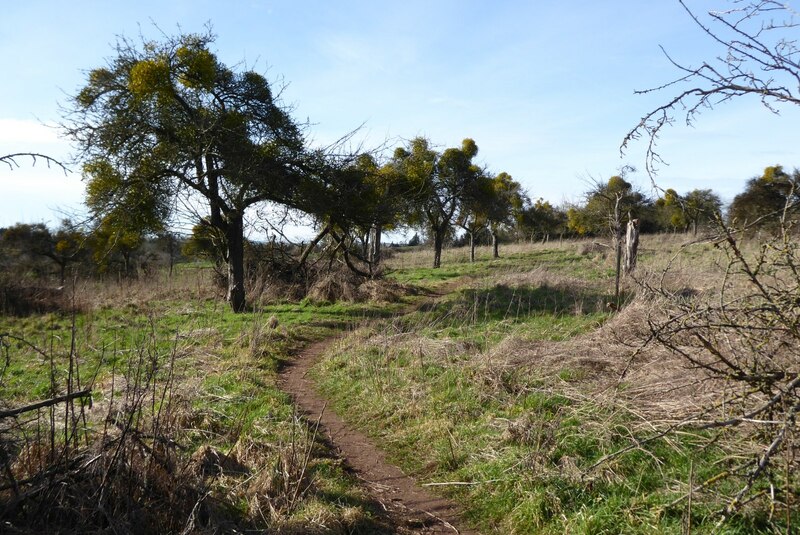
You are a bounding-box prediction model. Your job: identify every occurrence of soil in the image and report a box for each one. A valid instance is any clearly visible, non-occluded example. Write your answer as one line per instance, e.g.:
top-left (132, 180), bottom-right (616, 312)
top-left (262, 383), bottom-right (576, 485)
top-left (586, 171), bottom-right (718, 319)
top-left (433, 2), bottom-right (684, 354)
top-left (277, 284), bottom-right (480, 534)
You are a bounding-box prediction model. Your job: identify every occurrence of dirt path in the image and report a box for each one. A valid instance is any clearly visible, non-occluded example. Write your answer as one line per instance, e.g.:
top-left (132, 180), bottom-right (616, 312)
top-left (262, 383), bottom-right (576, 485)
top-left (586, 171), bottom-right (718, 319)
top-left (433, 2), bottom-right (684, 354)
top-left (277, 319), bottom-right (479, 534)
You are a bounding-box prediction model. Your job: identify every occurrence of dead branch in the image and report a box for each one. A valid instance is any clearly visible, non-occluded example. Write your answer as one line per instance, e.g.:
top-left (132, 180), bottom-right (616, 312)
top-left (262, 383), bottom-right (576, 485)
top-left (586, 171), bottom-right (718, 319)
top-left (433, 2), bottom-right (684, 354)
top-left (622, 1), bottom-right (800, 179)
top-left (0, 388), bottom-right (92, 419)
top-left (0, 153), bottom-right (69, 173)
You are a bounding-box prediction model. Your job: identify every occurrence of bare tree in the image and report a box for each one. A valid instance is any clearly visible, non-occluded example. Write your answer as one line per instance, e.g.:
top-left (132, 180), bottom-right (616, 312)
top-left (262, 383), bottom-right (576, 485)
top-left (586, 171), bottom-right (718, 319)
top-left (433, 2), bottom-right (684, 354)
top-left (623, 0), bottom-right (800, 177)
top-left (616, 2), bottom-right (800, 525)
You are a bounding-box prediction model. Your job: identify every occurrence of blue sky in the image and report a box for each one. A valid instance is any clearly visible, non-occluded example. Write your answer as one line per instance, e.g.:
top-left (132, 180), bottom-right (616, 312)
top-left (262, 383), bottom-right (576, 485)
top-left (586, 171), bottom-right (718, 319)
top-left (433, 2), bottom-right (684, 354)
top-left (2, 1), bottom-right (799, 233)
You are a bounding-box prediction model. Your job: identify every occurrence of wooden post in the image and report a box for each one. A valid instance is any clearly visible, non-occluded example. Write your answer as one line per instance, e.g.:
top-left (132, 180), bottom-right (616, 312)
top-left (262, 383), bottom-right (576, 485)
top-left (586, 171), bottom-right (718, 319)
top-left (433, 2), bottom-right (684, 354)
top-left (624, 218), bottom-right (640, 275)
top-left (613, 196), bottom-right (623, 305)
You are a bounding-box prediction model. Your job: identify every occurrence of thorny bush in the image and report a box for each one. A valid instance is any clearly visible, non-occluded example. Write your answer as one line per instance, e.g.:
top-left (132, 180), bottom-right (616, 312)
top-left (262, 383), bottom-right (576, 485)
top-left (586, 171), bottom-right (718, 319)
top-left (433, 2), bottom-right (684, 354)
top-left (638, 216), bottom-right (800, 523)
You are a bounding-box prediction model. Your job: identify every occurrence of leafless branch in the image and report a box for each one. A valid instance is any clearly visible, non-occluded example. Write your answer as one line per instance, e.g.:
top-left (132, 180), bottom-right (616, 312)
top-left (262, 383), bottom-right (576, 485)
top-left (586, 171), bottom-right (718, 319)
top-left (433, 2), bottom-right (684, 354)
top-left (622, 1), bottom-right (800, 180)
top-left (0, 153), bottom-right (69, 173)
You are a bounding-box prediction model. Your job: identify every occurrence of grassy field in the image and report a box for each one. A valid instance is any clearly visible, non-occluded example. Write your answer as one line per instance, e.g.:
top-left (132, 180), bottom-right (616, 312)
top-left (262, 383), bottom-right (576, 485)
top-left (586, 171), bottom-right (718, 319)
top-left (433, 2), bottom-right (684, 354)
top-left (314, 237), bottom-right (797, 534)
top-left (1, 235), bottom-right (797, 534)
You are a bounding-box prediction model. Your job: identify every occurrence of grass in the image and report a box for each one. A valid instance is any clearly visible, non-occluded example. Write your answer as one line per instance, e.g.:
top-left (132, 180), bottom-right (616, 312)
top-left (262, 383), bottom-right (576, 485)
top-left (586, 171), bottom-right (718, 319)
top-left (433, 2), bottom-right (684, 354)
top-left (385, 241), bottom-right (614, 289)
top-left (313, 237), bottom-right (799, 534)
top-left (2, 236), bottom-right (797, 534)
top-left (0, 269), bottom-right (401, 533)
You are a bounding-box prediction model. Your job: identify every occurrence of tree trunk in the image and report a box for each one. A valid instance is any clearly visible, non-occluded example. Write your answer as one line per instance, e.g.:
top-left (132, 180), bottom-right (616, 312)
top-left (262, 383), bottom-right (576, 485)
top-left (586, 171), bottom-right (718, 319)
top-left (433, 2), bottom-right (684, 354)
top-left (299, 223), bottom-right (331, 269)
top-left (491, 230), bottom-right (499, 258)
top-left (122, 251), bottom-right (132, 278)
top-left (167, 233), bottom-right (175, 277)
top-left (469, 231), bottom-right (475, 262)
top-left (613, 198), bottom-right (623, 306)
top-left (226, 214), bottom-right (246, 312)
top-left (433, 229), bottom-right (444, 268)
top-left (330, 230), bottom-right (372, 278)
top-left (614, 229), bottom-right (622, 304)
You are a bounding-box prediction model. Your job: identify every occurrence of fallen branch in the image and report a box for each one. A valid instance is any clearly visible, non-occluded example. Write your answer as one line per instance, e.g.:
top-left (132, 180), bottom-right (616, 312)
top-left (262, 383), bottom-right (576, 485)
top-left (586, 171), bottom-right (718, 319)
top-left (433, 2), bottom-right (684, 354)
top-left (0, 388), bottom-right (92, 419)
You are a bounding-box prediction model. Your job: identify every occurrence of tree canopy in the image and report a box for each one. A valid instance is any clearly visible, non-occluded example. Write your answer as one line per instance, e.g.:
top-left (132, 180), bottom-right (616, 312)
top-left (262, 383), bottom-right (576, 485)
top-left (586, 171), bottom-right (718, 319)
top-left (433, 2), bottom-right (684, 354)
top-left (728, 165), bottom-right (800, 229)
top-left (64, 30), bottom-right (314, 311)
top-left (394, 137), bottom-right (482, 268)
top-left (484, 172), bottom-right (526, 258)
top-left (567, 175), bottom-right (651, 237)
top-left (654, 188), bottom-right (722, 235)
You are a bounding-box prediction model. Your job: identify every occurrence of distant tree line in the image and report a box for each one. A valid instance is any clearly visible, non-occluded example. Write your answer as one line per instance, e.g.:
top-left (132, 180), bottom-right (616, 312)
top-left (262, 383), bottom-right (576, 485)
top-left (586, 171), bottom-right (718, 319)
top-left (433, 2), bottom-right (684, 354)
top-left (564, 165), bottom-right (800, 239)
top-left (0, 220), bottom-right (180, 284)
top-left (4, 162), bottom-right (795, 289)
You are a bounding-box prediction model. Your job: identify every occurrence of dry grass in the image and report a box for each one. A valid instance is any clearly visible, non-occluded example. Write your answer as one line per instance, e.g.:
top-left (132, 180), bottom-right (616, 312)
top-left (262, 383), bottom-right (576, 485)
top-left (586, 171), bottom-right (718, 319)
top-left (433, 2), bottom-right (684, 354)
top-left (306, 268), bottom-right (416, 304)
top-left (0, 323), bottom-right (372, 534)
top-left (0, 276), bottom-right (82, 316)
top-left (384, 240), bottom-right (592, 270)
top-left (0, 265), bottom-right (394, 534)
top-left (76, 266), bottom-right (218, 309)
top-left (442, 237), bottom-right (761, 422)
top-left (314, 235), bottom-right (790, 531)
top-left (482, 295), bottom-right (718, 422)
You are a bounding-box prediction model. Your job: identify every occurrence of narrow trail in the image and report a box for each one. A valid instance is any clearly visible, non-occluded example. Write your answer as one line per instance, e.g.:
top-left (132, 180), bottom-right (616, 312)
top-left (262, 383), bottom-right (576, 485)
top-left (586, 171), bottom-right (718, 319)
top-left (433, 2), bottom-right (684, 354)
top-left (277, 283), bottom-right (480, 535)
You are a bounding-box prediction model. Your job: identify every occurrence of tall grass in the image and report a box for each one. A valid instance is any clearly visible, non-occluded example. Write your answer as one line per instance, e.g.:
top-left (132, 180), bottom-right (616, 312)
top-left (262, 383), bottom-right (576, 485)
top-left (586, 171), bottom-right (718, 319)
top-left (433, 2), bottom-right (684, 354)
top-left (0, 269), bottom-right (394, 534)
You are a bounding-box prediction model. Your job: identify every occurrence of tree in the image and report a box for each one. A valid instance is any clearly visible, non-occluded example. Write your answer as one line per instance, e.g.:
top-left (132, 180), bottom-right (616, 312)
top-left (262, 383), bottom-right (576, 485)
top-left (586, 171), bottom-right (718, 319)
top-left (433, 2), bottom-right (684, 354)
top-left (653, 188), bottom-right (685, 232)
top-left (396, 137), bottom-right (481, 268)
top-left (683, 188), bottom-right (723, 234)
top-left (728, 165), bottom-right (800, 229)
top-left (0, 221), bottom-right (86, 284)
top-left (63, 30), bottom-right (310, 311)
top-left (485, 172), bottom-right (526, 258)
top-left (328, 152), bottom-right (411, 271)
top-left (652, 187), bottom-right (722, 234)
top-left (183, 220), bottom-right (226, 263)
top-left (301, 152), bottom-right (386, 278)
top-left (638, 219), bottom-right (800, 525)
top-left (569, 172), bottom-right (651, 302)
top-left (279, 151), bottom-right (380, 279)
top-left (518, 198), bottom-right (567, 243)
top-left (620, 3), bottom-right (800, 520)
top-left (84, 159), bottom-right (169, 276)
top-left (567, 174), bottom-right (651, 237)
top-left (624, 1), bottom-right (800, 177)
top-left (456, 172), bottom-right (492, 262)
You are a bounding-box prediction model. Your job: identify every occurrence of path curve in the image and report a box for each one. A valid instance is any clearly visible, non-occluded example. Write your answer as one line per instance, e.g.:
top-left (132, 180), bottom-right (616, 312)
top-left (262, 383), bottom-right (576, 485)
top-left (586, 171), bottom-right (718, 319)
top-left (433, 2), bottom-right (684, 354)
top-left (278, 332), bottom-right (479, 535)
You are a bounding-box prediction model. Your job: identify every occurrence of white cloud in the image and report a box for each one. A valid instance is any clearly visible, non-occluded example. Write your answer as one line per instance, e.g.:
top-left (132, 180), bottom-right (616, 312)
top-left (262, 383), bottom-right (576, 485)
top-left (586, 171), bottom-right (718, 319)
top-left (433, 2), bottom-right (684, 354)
top-left (0, 118), bottom-right (62, 145)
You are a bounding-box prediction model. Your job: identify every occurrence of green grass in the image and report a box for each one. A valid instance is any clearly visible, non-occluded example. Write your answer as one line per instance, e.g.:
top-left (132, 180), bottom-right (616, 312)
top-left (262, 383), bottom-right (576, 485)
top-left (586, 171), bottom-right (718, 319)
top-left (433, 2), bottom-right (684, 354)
top-left (0, 290), bottom-right (398, 533)
top-left (315, 332), bottom-right (779, 533)
top-left (313, 244), bottom-right (797, 534)
top-left (387, 245), bottom-right (613, 289)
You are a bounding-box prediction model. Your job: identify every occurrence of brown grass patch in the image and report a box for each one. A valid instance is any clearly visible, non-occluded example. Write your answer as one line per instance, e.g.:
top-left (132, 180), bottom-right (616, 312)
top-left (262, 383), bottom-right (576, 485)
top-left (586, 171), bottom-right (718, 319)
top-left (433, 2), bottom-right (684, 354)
top-left (480, 296), bottom-right (720, 422)
top-left (306, 269), bottom-right (416, 304)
